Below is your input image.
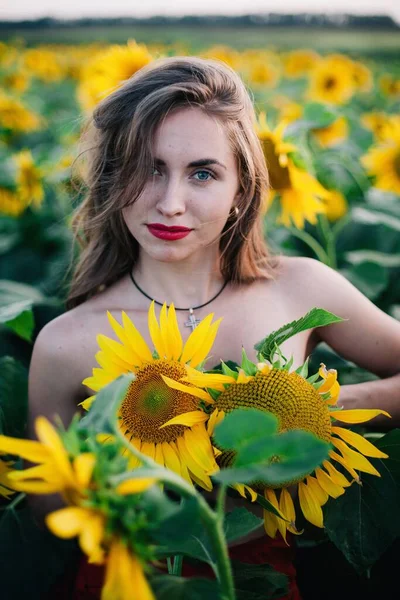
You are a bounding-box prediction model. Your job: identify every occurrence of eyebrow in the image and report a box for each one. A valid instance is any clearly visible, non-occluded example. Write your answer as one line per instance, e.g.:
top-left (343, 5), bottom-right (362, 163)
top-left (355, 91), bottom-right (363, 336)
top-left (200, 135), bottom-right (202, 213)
top-left (153, 157), bottom-right (227, 170)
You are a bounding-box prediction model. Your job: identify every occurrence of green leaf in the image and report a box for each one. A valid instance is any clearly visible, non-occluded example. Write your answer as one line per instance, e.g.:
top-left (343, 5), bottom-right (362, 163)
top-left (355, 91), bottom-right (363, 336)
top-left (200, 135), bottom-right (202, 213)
top-left (341, 262), bottom-right (389, 300)
top-left (303, 102), bottom-right (337, 128)
top-left (214, 430), bottom-right (330, 487)
top-left (345, 250), bottom-right (400, 268)
top-left (254, 308), bottom-right (344, 362)
top-left (78, 374), bottom-right (134, 434)
top-left (224, 508), bottom-right (263, 543)
top-left (0, 356), bottom-right (28, 437)
top-left (240, 348), bottom-right (258, 376)
top-left (213, 409), bottom-right (279, 452)
top-left (352, 206), bottom-right (400, 232)
top-left (324, 429), bottom-right (400, 574)
top-left (1, 301), bottom-right (35, 342)
top-left (232, 560), bottom-right (288, 600)
top-left (151, 575), bottom-right (220, 600)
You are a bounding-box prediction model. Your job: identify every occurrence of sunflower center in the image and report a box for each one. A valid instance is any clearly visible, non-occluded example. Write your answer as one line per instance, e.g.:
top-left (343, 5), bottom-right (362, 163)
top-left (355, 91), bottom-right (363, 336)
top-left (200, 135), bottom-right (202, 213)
top-left (261, 139), bottom-right (291, 189)
top-left (324, 77), bottom-right (337, 90)
top-left (119, 360), bottom-right (198, 444)
top-left (214, 369), bottom-right (332, 486)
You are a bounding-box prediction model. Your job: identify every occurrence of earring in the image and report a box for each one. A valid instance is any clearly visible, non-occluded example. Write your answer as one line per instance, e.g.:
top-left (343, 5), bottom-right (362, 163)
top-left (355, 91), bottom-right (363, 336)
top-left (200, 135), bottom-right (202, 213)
top-left (230, 206), bottom-right (239, 218)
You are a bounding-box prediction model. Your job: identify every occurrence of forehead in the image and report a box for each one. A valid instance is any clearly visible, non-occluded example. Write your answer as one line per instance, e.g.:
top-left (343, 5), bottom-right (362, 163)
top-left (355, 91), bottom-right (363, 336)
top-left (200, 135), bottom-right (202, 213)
top-left (152, 107), bottom-right (233, 160)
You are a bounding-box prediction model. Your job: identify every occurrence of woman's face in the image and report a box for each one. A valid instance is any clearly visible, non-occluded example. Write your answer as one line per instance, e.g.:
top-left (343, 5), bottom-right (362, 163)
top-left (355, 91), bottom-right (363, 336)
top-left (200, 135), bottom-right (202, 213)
top-left (122, 106), bottom-right (241, 264)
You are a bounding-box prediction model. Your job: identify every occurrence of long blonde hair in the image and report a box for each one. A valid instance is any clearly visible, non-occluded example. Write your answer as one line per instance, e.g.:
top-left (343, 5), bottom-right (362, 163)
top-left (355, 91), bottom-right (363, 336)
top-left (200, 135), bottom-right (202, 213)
top-left (66, 55), bottom-right (276, 309)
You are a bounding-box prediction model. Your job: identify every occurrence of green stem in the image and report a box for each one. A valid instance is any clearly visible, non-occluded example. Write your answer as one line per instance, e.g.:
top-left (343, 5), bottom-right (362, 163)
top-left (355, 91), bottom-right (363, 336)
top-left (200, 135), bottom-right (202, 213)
top-left (167, 557), bottom-right (173, 574)
top-left (288, 227), bottom-right (330, 264)
top-left (317, 213), bottom-right (337, 269)
top-left (113, 425), bottom-right (235, 599)
top-left (198, 496), bottom-right (236, 600)
top-left (172, 555), bottom-right (183, 576)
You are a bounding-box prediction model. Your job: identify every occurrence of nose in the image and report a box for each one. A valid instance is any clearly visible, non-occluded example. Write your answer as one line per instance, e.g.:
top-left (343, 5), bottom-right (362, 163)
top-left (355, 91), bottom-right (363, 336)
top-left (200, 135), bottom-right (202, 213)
top-left (154, 174), bottom-right (187, 218)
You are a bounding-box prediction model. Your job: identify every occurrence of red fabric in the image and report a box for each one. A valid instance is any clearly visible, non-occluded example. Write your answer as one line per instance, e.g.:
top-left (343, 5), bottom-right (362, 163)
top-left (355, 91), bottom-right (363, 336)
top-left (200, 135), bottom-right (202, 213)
top-left (48, 533), bottom-right (301, 600)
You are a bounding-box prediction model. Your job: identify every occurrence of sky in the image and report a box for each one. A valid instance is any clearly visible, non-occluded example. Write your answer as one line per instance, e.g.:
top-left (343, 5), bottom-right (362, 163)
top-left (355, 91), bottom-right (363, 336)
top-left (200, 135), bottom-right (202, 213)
top-left (1, 0), bottom-right (400, 23)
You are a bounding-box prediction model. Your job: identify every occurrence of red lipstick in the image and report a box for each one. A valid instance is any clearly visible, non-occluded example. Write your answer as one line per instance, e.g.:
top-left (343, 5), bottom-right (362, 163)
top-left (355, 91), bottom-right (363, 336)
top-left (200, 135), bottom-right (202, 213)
top-left (147, 223), bottom-right (192, 241)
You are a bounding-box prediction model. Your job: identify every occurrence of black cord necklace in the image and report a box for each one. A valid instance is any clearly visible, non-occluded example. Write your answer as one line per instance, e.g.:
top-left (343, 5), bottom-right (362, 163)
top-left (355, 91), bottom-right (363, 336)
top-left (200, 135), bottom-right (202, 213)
top-left (129, 271), bottom-right (228, 331)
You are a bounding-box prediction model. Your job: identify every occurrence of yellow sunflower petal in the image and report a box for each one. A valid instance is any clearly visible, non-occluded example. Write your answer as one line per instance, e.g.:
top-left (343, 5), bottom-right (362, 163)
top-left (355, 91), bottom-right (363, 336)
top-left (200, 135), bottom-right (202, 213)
top-left (207, 409), bottom-right (225, 436)
top-left (159, 303), bottom-right (171, 360)
top-left (141, 442), bottom-right (156, 462)
top-left (121, 311), bottom-right (153, 363)
top-left (160, 411), bottom-right (208, 429)
top-left (167, 304), bottom-right (183, 361)
top-left (322, 460), bottom-right (351, 487)
top-left (102, 541), bottom-right (154, 600)
top-left (298, 481), bottom-right (323, 528)
top-left (96, 334), bottom-right (136, 369)
top-left (332, 427), bottom-right (388, 458)
top-left (182, 367), bottom-right (235, 390)
top-left (8, 480), bottom-right (62, 493)
top-left (7, 463), bottom-right (60, 483)
top-left (154, 443), bottom-right (164, 466)
top-left (73, 453), bottom-right (96, 489)
top-left (176, 436), bottom-right (212, 491)
top-left (236, 368), bottom-right (253, 384)
top-left (279, 488), bottom-right (299, 537)
top-left (148, 301), bottom-right (166, 359)
top-left (315, 467), bottom-right (344, 498)
top-left (329, 450), bottom-right (360, 482)
top-left (35, 417), bottom-right (75, 486)
top-left (183, 425), bottom-right (219, 474)
top-left (0, 436), bottom-right (49, 463)
top-left (106, 311), bottom-right (144, 367)
top-left (161, 374), bottom-right (213, 402)
top-left (161, 442), bottom-right (182, 476)
top-left (332, 439), bottom-right (380, 476)
top-left (81, 394), bottom-right (96, 410)
top-left (264, 489), bottom-right (280, 538)
top-left (80, 512), bottom-right (106, 564)
top-left (46, 506), bottom-right (88, 538)
top-left (82, 369), bottom-right (116, 392)
top-left (333, 409), bottom-right (391, 424)
top-left (306, 475), bottom-right (329, 506)
top-left (116, 478), bottom-right (157, 495)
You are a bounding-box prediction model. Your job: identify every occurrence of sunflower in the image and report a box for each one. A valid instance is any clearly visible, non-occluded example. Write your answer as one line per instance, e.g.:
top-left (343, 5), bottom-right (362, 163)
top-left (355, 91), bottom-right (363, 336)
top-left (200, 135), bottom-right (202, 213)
top-left (182, 358), bottom-right (389, 541)
top-left (321, 189), bottom-right (348, 222)
top-left (0, 417), bottom-right (156, 599)
top-left (283, 49), bottom-right (320, 78)
top-left (256, 112), bottom-right (330, 228)
top-left (200, 45), bottom-right (241, 69)
top-left (0, 91), bottom-right (43, 132)
top-left (361, 112), bottom-right (390, 141)
top-left (14, 150), bottom-right (44, 209)
top-left (307, 56), bottom-right (355, 105)
top-left (22, 47), bottom-right (66, 83)
top-left (77, 40), bottom-right (154, 111)
top-left (82, 302), bottom-right (221, 491)
top-left (312, 116), bottom-right (349, 148)
top-left (379, 74), bottom-right (400, 98)
top-left (351, 61), bottom-right (373, 93)
top-left (0, 188), bottom-right (26, 218)
top-left (361, 117), bottom-right (400, 195)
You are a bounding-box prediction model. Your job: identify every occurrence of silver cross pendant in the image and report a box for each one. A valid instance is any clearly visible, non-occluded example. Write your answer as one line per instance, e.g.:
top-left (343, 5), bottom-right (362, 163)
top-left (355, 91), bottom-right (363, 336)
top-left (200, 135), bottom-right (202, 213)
top-left (184, 308), bottom-right (201, 331)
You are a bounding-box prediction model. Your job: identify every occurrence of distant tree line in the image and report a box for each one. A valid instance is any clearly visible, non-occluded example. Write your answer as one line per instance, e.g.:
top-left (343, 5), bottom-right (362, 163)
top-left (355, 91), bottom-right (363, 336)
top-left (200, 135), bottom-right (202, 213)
top-left (0, 13), bottom-right (398, 30)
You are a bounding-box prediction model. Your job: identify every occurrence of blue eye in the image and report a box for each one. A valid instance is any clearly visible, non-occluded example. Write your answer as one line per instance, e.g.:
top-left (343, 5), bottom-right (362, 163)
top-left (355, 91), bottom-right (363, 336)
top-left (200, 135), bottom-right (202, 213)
top-left (194, 170), bottom-right (214, 181)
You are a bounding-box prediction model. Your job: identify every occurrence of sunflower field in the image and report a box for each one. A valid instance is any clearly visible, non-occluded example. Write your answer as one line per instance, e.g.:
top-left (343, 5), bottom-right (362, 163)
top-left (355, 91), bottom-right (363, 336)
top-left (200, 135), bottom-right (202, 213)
top-left (0, 34), bottom-right (400, 600)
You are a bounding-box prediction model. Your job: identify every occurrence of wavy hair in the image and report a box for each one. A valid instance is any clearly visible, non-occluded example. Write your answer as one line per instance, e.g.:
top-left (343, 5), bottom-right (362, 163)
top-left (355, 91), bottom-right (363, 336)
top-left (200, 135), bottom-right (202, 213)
top-left (66, 55), bottom-right (277, 309)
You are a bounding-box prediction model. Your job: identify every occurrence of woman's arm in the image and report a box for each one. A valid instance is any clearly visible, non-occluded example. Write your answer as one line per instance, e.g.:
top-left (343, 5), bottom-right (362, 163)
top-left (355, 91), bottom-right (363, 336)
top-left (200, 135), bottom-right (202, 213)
top-left (294, 257), bottom-right (400, 427)
top-left (27, 318), bottom-right (83, 525)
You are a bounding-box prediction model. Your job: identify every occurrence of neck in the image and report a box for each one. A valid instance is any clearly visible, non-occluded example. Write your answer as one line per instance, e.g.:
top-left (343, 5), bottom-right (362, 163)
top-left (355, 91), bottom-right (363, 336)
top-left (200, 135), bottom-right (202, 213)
top-left (132, 249), bottom-right (225, 309)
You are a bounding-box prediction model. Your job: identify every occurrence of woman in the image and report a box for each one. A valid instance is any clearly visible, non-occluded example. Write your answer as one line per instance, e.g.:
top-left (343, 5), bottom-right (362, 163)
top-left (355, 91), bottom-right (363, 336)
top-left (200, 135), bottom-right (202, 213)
top-left (29, 56), bottom-right (400, 599)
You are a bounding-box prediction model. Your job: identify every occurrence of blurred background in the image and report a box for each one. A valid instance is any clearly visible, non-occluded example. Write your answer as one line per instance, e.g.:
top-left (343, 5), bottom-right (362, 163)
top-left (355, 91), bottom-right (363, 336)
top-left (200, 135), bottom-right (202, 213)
top-left (0, 2), bottom-right (399, 598)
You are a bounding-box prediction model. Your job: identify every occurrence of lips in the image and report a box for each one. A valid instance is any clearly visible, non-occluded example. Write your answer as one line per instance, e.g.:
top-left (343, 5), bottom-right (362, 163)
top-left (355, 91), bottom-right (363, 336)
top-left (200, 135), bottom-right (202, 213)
top-left (147, 224), bottom-right (192, 241)
top-left (147, 223), bottom-right (192, 232)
